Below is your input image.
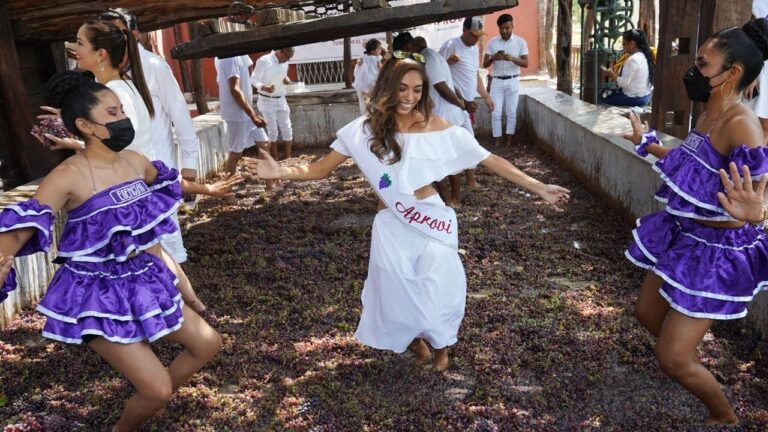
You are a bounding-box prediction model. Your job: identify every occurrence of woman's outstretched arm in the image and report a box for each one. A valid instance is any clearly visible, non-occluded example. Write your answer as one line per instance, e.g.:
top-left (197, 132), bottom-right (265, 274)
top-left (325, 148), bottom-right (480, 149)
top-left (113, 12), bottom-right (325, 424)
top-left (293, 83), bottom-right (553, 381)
top-left (480, 154), bottom-right (571, 211)
top-left (251, 149), bottom-right (349, 181)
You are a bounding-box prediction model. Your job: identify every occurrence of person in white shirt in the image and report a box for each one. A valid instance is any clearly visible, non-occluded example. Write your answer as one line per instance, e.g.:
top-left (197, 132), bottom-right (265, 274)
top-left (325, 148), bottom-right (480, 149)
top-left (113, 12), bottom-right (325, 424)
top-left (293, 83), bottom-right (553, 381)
top-left (352, 39), bottom-right (384, 116)
top-left (744, 1), bottom-right (768, 143)
top-left (439, 16), bottom-right (495, 197)
top-left (251, 48), bottom-right (295, 160)
top-left (216, 55), bottom-right (269, 176)
top-left (483, 14), bottom-right (529, 146)
top-left (410, 36), bottom-right (467, 205)
top-left (600, 29), bottom-right (654, 107)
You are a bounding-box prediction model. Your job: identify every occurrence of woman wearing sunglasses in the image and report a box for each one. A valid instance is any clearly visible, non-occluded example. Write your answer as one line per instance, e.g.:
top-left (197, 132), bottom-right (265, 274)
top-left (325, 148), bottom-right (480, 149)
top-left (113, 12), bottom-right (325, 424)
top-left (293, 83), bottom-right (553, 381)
top-left (250, 57), bottom-right (569, 370)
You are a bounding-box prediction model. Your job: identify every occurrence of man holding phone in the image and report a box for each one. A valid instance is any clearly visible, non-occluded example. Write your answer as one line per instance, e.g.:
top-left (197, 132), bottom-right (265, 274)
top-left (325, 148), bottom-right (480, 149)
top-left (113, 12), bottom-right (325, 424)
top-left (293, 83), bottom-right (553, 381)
top-left (483, 13), bottom-right (529, 146)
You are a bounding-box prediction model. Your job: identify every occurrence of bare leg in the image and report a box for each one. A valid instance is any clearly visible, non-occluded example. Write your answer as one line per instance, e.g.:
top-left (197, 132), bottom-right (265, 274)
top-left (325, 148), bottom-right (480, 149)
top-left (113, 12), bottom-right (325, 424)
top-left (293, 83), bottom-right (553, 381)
top-left (161, 305), bottom-right (223, 391)
top-left (504, 134), bottom-right (514, 146)
top-left (634, 272), bottom-right (668, 337)
top-left (448, 175), bottom-right (461, 207)
top-left (655, 310), bottom-right (738, 425)
top-left (255, 141), bottom-right (274, 190)
top-left (88, 340), bottom-right (173, 432)
top-left (407, 338), bottom-right (431, 366)
top-left (433, 347), bottom-right (449, 371)
top-left (224, 152), bottom-right (242, 175)
top-left (270, 141), bottom-right (278, 160)
top-left (494, 136), bottom-right (502, 146)
top-left (283, 140), bottom-right (293, 159)
top-left (435, 180), bottom-right (450, 203)
top-left (159, 250), bottom-right (206, 314)
top-left (465, 169), bottom-right (479, 188)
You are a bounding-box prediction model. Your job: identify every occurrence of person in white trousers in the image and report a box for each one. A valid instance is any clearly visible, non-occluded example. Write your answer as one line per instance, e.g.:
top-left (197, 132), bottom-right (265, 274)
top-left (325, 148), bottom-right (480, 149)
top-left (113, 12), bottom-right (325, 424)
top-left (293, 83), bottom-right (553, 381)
top-left (483, 14), bottom-right (528, 146)
top-left (252, 48), bottom-right (295, 160)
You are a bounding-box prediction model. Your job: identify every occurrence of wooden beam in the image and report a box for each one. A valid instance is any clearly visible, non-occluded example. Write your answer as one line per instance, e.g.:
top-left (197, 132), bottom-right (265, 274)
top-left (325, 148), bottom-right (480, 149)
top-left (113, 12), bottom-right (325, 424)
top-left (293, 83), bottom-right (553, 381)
top-left (171, 0), bottom-right (519, 60)
top-left (6, 0), bottom-right (295, 42)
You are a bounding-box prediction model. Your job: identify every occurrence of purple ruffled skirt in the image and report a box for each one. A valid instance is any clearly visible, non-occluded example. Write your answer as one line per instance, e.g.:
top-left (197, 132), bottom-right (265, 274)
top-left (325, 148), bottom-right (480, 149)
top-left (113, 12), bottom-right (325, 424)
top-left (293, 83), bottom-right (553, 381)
top-left (625, 211), bottom-right (768, 319)
top-left (37, 253), bottom-right (183, 344)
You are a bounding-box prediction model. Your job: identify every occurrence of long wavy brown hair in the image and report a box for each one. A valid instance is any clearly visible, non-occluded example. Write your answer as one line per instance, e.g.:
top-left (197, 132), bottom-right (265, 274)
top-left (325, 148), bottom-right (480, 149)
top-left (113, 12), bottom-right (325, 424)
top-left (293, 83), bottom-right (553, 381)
top-left (364, 58), bottom-right (433, 164)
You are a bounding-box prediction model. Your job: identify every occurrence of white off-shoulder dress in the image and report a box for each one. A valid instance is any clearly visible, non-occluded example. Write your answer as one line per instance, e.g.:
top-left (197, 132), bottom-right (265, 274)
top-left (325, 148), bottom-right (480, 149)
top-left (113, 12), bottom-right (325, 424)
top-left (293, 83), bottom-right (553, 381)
top-left (331, 116), bottom-right (490, 352)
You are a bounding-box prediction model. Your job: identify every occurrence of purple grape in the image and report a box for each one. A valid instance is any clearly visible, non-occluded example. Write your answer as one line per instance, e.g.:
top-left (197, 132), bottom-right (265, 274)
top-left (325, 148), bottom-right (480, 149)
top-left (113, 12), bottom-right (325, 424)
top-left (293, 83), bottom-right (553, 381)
top-left (30, 118), bottom-right (74, 146)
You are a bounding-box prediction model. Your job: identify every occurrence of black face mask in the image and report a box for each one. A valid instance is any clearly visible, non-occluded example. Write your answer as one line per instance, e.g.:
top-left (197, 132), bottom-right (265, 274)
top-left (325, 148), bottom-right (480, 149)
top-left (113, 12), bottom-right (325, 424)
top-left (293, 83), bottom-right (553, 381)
top-left (683, 65), bottom-right (730, 102)
top-left (91, 118), bottom-right (135, 152)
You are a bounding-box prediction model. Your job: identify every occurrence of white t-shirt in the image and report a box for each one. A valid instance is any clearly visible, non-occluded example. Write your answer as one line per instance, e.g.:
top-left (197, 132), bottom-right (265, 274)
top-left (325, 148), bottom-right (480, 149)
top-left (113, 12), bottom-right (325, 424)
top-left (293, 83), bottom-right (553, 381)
top-left (352, 54), bottom-right (381, 94)
top-left (616, 52), bottom-right (652, 98)
top-left (486, 34), bottom-right (529, 77)
top-left (422, 47), bottom-right (464, 126)
top-left (106, 80), bottom-right (154, 161)
top-left (251, 52), bottom-right (290, 97)
top-left (745, 59), bottom-right (768, 119)
top-left (137, 45), bottom-right (198, 170)
top-left (439, 37), bottom-right (480, 101)
top-left (215, 55), bottom-right (254, 121)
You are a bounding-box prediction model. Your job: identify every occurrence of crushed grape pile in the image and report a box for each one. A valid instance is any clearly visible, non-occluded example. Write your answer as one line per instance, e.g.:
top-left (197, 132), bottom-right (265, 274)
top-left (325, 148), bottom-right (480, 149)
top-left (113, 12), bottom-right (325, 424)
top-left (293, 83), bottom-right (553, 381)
top-left (1, 140), bottom-right (766, 431)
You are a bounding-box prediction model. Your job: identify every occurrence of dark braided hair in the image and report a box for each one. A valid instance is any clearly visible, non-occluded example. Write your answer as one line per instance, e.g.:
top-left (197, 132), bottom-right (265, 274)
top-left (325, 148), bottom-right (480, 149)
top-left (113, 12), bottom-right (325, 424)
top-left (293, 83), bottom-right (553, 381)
top-left (45, 70), bottom-right (111, 139)
top-left (711, 18), bottom-right (768, 90)
top-left (81, 20), bottom-right (154, 117)
top-left (622, 29), bottom-right (654, 84)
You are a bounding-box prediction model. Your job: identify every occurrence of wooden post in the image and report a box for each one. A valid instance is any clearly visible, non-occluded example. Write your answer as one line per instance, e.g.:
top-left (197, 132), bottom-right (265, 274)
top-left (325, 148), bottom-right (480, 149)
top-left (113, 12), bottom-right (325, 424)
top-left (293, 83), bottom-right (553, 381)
top-left (386, 31), bottom-right (393, 53)
top-left (187, 23), bottom-right (209, 115)
top-left (173, 24), bottom-right (192, 92)
top-left (343, 37), bottom-right (353, 89)
top-left (544, 0), bottom-right (556, 78)
top-left (651, 0), bottom-right (750, 138)
top-left (556, 0), bottom-right (573, 94)
top-left (638, 0), bottom-right (656, 44)
top-left (0, 2), bottom-right (58, 187)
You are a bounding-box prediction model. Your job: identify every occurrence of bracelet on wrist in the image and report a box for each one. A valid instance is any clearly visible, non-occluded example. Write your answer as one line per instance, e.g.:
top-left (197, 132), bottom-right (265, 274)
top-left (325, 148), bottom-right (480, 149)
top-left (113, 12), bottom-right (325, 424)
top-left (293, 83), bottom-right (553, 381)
top-left (634, 129), bottom-right (660, 157)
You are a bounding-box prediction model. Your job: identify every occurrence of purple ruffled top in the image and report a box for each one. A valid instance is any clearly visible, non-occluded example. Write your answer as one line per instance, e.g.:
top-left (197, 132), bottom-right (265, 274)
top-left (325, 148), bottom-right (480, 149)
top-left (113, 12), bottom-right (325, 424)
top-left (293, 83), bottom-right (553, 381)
top-left (0, 161), bottom-right (181, 301)
top-left (654, 130), bottom-right (768, 221)
top-left (55, 161), bottom-right (181, 263)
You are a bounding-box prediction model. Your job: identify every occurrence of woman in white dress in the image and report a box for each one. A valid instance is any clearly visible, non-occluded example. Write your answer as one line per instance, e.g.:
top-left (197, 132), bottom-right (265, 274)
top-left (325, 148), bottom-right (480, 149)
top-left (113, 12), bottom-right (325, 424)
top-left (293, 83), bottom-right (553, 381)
top-left (252, 57), bottom-right (570, 369)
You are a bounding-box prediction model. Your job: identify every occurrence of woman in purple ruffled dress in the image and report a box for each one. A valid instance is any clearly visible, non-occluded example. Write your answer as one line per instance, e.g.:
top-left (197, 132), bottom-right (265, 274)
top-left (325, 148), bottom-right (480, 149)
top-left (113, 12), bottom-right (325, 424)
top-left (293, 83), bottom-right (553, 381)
top-left (0, 71), bottom-right (225, 431)
top-left (624, 19), bottom-right (768, 426)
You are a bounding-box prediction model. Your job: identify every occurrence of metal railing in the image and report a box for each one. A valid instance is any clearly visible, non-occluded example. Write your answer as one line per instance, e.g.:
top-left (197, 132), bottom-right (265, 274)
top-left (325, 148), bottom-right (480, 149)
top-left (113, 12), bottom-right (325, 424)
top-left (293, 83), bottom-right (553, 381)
top-left (296, 60), bottom-right (346, 85)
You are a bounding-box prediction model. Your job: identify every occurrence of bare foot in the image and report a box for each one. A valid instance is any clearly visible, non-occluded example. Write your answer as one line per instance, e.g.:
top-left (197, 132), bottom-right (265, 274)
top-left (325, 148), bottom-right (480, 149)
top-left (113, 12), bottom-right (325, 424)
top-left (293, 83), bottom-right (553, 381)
top-left (446, 199), bottom-right (461, 209)
top-left (433, 348), bottom-right (449, 371)
top-left (466, 182), bottom-right (481, 190)
top-left (704, 413), bottom-right (739, 426)
top-left (408, 339), bottom-right (431, 366)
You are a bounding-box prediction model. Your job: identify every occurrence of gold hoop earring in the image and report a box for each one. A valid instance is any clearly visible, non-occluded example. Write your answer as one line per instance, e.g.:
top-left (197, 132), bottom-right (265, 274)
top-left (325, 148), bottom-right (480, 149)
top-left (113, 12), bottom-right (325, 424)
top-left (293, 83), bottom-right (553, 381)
top-left (720, 80), bottom-right (734, 99)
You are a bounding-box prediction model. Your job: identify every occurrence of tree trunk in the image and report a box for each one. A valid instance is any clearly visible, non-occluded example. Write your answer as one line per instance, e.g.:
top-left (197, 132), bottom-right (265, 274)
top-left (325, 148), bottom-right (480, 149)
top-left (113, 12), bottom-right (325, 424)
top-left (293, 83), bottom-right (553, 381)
top-left (556, 0), bottom-right (573, 94)
top-left (544, 0), bottom-right (556, 79)
top-left (537, 0), bottom-right (548, 75)
top-left (187, 23), bottom-right (209, 115)
top-left (343, 37), bottom-right (353, 89)
top-left (638, 0), bottom-right (656, 44)
top-left (173, 24), bottom-right (192, 93)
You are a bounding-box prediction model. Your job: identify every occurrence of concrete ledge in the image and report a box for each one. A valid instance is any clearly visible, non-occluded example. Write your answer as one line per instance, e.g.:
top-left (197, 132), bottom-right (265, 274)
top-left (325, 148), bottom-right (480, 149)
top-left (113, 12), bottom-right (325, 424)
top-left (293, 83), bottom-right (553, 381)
top-left (518, 87), bottom-right (767, 338)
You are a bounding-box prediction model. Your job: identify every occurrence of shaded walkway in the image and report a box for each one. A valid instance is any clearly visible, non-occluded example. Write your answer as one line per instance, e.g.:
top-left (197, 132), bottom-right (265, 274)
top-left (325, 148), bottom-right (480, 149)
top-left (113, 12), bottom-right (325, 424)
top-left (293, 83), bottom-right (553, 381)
top-left (1, 140), bottom-right (767, 431)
